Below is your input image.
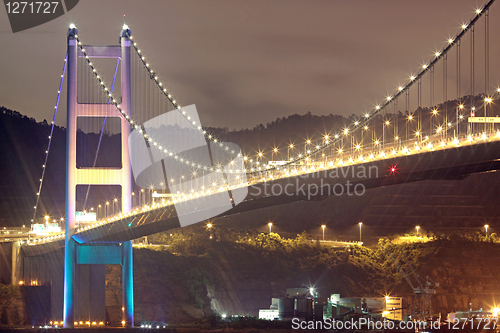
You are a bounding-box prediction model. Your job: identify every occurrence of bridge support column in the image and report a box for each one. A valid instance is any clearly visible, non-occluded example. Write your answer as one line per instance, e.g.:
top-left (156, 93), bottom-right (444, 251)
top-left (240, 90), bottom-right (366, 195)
top-left (63, 238), bottom-right (76, 327)
top-left (63, 25), bottom-right (134, 328)
top-left (121, 26), bottom-right (132, 215)
top-left (11, 241), bottom-right (21, 285)
top-left (63, 25), bottom-right (78, 328)
top-left (120, 26), bottom-right (134, 328)
top-left (122, 240), bottom-right (133, 327)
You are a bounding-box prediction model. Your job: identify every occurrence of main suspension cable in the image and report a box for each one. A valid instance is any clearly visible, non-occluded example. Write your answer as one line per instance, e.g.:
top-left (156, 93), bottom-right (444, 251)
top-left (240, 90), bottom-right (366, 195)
top-left (32, 53), bottom-right (68, 223)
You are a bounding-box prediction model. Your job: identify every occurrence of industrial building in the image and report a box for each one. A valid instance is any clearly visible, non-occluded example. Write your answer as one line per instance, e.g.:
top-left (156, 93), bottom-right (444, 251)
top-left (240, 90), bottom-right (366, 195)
top-left (259, 289), bottom-right (403, 321)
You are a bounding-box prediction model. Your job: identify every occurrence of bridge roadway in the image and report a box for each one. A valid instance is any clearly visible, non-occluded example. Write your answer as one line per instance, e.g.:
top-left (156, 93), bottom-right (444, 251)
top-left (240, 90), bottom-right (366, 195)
top-left (22, 137), bottom-right (500, 257)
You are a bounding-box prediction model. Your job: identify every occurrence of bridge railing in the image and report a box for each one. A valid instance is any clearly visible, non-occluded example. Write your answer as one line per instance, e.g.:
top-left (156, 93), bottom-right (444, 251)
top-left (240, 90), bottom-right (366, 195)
top-left (248, 126), bottom-right (500, 183)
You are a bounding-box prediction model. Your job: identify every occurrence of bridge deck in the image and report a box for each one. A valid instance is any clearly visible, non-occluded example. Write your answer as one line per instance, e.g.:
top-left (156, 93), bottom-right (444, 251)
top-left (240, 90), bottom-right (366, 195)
top-left (22, 138), bottom-right (500, 253)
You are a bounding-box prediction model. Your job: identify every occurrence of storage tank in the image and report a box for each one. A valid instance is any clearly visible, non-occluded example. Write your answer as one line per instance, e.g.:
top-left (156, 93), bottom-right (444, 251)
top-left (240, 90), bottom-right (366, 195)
top-left (314, 303), bottom-right (324, 321)
top-left (278, 297), bottom-right (294, 320)
top-left (296, 298), bottom-right (313, 320)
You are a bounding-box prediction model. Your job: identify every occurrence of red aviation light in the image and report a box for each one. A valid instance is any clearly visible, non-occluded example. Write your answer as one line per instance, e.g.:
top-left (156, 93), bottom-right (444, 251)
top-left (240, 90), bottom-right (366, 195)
top-left (388, 164), bottom-right (398, 176)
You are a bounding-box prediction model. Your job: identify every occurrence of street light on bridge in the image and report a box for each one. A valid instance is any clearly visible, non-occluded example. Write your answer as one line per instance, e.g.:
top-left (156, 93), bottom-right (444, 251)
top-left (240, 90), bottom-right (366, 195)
top-left (362, 125), bottom-right (369, 146)
top-left (272, 147), bottom-right (278, 161)
top-left (288, 144), bottom-right (294, 160)
top-left (383, 120), bottom-right (390, 148)
top-left (358, 222), bottom-right (362, 242)
top-left (321, 225), bottom-right (326, 241)
top-left (268, 222), bottom-right (273, 234)
top-left (431, 109), bottom-right (438, 134)
top-left (485, 224), bottom-right (489, 235)
top-left (406, 114), bottom-right (414, 141)
top-left (305, 139), bottom-right (312, 154)
top-left (416, 226), bottom-right (420, 236)
top-left (484, 97), bottom-right (493, 132)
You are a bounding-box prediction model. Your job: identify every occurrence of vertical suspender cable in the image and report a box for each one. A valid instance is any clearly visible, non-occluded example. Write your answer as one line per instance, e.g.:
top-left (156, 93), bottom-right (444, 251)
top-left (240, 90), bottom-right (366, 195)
top-left (430, 65), bottom-right (434, 134)
top-left (431, 66), bottom-right (434, 107)
top-left (471, 25), bottom-right (475, 134)
top-left (471, 25), bottom-right (475, 110)
top-left (406, 89), bottom-right (410, 141)
top-left (394, 97), bottom-right (398, 140)
top-left (457, 40), bottom-right (461, 102)
top-left (418, 78), bottom-right (421, 136)
top-left (485, 9), bottom-right (490, 131)
top-left (443, 54), bottom-right (447, 139)
top-left (457, 39), bottom-right (461, 136)
top-left (485, 9), bottom-right (489, 96)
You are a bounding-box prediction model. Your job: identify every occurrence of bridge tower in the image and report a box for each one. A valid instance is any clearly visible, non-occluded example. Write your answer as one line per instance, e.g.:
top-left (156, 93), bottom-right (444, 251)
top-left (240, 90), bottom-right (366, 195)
top-left (63, 26), bottom-right (133, 328)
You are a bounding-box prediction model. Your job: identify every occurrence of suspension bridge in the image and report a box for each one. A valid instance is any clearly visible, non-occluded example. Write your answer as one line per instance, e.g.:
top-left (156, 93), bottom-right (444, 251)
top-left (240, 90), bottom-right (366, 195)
top-left (2, 0), bottom-right (500, 328)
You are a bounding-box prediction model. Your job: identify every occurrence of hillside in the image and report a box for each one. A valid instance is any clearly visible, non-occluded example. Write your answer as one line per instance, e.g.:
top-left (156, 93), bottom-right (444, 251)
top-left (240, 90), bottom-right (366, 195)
top-left (1, 230), bottom-right (499, 326)
top-left (102, 232), bottom-right (500, 325)
top-left (109, 232), bottom-right (390, 325)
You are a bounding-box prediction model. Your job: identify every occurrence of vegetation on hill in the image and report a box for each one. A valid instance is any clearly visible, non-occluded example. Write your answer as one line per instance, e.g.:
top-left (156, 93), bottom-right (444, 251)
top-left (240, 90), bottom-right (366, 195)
top-left (118, 228), bottom-right (500, 324)
top-left (0, 284), bottom-right (25, 326)
top-left (129, 230), bottom-right (390, 324)
top-left (1, 229), bottom-right (498, 326)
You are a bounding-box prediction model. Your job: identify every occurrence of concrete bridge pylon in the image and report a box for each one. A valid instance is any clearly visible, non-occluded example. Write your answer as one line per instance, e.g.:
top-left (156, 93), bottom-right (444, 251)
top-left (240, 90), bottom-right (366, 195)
top-left (63, 25), bottom-right (133, 328)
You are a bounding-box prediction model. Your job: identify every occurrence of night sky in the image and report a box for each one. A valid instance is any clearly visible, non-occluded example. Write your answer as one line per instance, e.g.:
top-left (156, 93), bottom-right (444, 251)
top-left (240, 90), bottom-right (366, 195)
top-left (1, 0), bottom-right (499, 130)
